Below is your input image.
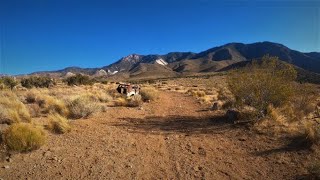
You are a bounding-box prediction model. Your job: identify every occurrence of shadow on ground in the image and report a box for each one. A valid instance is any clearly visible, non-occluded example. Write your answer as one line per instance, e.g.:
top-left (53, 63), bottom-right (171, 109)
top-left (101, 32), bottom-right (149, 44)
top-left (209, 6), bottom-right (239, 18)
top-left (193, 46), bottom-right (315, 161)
top-left (110, 115), bottom-right (246, 135)
top-left (254, 135), bottom-right (312, 156)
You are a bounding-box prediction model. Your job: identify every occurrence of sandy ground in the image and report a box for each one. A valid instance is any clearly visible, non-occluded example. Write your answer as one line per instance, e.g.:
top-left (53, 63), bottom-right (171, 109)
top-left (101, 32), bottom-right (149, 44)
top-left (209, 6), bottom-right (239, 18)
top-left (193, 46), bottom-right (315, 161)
top-left (0, 90), bottom-right (318, 180)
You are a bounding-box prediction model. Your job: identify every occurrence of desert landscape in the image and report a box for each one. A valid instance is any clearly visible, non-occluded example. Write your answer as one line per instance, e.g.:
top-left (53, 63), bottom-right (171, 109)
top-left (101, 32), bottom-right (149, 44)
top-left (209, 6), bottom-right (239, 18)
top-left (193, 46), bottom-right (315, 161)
top-left (1, 56), bottom-right (320, 179)
top-left (1, 1), bottom-right (320, 179)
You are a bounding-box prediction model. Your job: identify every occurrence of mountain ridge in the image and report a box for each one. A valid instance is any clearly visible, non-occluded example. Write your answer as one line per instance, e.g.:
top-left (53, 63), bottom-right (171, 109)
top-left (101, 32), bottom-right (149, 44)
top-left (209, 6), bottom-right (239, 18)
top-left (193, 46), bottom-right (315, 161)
top-left (30, 41), bottom-right (320, 79)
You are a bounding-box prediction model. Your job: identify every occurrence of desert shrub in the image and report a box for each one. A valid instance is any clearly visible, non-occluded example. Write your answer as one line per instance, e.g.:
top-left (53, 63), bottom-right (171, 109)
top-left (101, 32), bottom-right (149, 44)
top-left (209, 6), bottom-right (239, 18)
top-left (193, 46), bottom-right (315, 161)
top-left (31, 93), bottom-right (69, 117)
top-left (47, 113), bottom-right (71, 134)
top-left (87, 91), bottom-right (112, 103)
top-left (227, 55), bottom-right (297, 116)
top-left (308, 161), bottom-right (320, 179)
top-left (187, 89), bottom-right (206, 98)
top-left (64, 74), bottom-right (94, 86)
top-left (21, 76), bottom-right (55, 88)
top-left (3, 123), bottom-right (46, 152)
top-left (0, 77), bottom-right (17, 90)
top-left (127, 95), bottom-right (143, 107)
top-left (114, 97), bottom-right (128, 107)
top-left (290, 84), bottom-right (318, 119)
top-left (0, 91), bottom-right (31, 124)
top-left (195, 91), bottom-right (206, 97)
top-left (25, 90), bottom-right (37, 103)
top-left (27, 104), bottom-right (41, 118)
top-left (303, 121), bottom-right (320, 146)
top-left (107, 88), bottom-right (122, 98)
top-left (0, 83), bottom-right (5, 90)
top-left (199, 95), bottom-right (212, 104)
top-left (140, 87), bottom-right (159, 101)
top-left (66, 96), bottom-right (100, 119)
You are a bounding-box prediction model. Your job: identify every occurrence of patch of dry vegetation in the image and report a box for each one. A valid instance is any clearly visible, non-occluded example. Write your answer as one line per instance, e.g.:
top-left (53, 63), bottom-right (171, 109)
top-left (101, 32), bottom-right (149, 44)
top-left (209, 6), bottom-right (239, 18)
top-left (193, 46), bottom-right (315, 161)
top-left (114, 97), bottom-right (128, 107)
top-left (140, 87), bottom-right (159, 101)
top-left (47, 113), bottom-right (71, 134)
top-left (227, 55), bottom-right (320, 147)
top-left (127, 95), bottom-right (143, 107)
top-left (0, 91), bottom-right (31, 124)
top-left (3, 123), bottom-right (46, 152)
top-left (66, 95), bottom-right (101, 119)
top-left (24, 89), bottom-right (69, 117)
top-left (228, 55), bottom-right (297, 115)
top-left (308, 161), bottom-right (320, 179)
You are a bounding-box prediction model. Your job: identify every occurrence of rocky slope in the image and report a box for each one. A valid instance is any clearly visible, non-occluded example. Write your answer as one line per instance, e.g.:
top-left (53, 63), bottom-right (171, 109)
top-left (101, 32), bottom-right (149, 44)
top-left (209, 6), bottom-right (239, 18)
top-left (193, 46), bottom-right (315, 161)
top-left (31, 42), bottom-right (320, 79)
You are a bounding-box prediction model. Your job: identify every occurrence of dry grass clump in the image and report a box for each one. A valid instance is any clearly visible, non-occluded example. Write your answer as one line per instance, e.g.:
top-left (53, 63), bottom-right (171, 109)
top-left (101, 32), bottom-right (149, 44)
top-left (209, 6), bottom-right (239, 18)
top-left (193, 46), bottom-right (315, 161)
top-left (114, 97), bottom-right (128, 107)
top-left (83, 91), bottom-right (112, 103)
top-left (25, 90), bottom-right (38, 103)
top-left (140, 87), bottom-right (159, 101)
top-left (24, 89), bottom-right (69, 117)
top-left (92, 91), bottom-right (112, 103)
top-left (127, 95), bottom-right (143, 107)
top-left (187, 89), bottom-right (206, 98)
top-left (3, 123), bottom-right (46, 152)
top-left (303, 121), bottom-right (320, 146)
top-left (308, 161), bottom-right (320, 179)
top-left (0, 91), bottom-right (31, 124)
top-left (113, 95), bottom-right (143, 107)
top-left (107, 87), bottom-right (122, 98)
top-left (66, 95), bottom-right (100, 119)
top-left (47, 113), bottom-right (71, 134)
top-left (37, 95), bottom-right (69, 116)
top-left (27, 104), bottom-right (41, 118)
top-left (199, 95), bottom-right (212, 104)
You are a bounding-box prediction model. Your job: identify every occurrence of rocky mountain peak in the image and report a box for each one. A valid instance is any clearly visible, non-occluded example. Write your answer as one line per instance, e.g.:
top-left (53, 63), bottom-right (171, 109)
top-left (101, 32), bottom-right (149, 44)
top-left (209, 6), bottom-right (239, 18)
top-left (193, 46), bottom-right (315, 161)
top-left (122, 54), bottom-right (142, 62)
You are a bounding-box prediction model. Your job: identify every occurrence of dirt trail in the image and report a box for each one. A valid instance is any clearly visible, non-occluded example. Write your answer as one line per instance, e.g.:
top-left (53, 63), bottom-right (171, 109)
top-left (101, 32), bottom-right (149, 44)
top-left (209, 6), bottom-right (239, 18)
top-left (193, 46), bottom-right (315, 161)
top-left (0, 91), bottom-right (314, 179)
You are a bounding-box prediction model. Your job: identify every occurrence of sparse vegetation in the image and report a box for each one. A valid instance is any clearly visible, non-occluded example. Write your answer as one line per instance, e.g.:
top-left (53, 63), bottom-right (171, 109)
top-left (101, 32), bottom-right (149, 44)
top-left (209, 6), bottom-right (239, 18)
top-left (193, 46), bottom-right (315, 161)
top-left (0, 77), bottom-right (18, 90)
top-left (308, 161), bottom-right (320, 179)
top-left (3, 123), bottom-right (46, 152)
top-left (127, 95), bottom-right (143, 107)
top-left (24, 90), bottom-right (69, 117)
top-left (66, 95), bottom-right (100, 119)
top-left (0, 91), bottom-right (31, 124)
top-left (140, 87), bottom-right (159, 101)
top-left (114, 97), bottom-right (128, 107)
top-left (303, 121), bottom-right (320, 146)
top-left (64, 74), bottom-right (94, 86)
top-left (47, 113), bottom-right (71, 134)
top-left (227, 55), bottom-right (297, 117)
top-left (21, 76), bottom-right (55, 88)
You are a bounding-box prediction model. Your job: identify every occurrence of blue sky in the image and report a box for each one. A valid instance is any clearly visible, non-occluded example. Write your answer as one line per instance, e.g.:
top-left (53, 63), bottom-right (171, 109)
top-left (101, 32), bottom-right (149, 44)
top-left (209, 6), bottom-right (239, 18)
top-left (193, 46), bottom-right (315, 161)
top-left (0, 0), bottom-right (319, 75)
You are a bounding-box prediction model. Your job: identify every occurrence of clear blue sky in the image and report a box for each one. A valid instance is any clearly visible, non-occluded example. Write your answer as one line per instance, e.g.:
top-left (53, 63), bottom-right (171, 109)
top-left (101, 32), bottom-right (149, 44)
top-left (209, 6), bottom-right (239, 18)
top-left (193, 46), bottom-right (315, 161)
top-left (1, 0), bottom-right (319, 75)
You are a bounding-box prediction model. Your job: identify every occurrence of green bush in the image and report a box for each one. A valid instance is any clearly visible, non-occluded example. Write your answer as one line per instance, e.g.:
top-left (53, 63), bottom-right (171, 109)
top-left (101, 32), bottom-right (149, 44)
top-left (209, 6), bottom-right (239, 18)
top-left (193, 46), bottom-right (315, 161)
top-left (21, 76), bottom-right (55, 88)
top-left (0, 77), bottom-right (17, 90)
top-left (227, 55), bottom-right (297, 116)
top-left (64, 74), bottom-right (94, 86)
top-left (4, 123), bottom-right (46, 152)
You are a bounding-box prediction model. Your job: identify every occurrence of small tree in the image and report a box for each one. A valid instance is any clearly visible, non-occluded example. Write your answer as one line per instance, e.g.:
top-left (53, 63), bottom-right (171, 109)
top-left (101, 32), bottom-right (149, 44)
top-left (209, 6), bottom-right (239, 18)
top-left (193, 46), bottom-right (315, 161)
top-left (227, 55), bottom-right (297, 116)
top-left (64, 74), bottom-right (94, 86)
top-left (0, 77), bottom-right (17, 90)
top-left (20, 76), bottom-right (55, 88)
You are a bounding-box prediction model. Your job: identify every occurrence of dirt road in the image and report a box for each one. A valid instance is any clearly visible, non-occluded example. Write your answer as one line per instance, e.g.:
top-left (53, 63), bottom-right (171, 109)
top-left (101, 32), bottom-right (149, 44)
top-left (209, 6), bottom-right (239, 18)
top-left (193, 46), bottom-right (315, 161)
top-left (0, 91), bottom-right (315, 179)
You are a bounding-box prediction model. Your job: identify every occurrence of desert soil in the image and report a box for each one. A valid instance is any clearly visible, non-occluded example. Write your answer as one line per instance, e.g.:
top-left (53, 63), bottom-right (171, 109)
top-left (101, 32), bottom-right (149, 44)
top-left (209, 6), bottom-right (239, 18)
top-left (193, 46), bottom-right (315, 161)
top-left (0, 90), bottom-right (318, 180)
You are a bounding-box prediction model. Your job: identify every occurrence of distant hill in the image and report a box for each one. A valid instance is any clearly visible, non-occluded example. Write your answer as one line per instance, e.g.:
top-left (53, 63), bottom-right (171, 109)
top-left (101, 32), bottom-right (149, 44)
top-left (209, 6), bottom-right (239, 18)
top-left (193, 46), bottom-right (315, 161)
top-left (31, 41), bottom-right (320, 81)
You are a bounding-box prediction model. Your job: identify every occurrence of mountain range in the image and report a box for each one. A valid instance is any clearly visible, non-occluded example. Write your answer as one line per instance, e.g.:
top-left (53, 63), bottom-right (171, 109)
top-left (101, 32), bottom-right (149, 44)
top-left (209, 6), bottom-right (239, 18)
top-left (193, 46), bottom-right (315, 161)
top-left (32, 41), bottom-right (320, 81)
